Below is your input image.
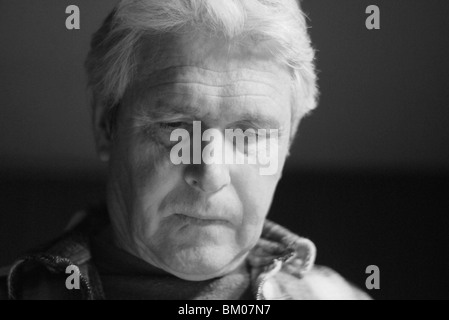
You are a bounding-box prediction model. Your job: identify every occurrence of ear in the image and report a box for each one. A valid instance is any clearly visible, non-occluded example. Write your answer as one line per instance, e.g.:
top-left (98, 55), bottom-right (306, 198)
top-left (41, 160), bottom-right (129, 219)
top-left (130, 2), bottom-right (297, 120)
top-left (92, 100), bottom-right (114, 162)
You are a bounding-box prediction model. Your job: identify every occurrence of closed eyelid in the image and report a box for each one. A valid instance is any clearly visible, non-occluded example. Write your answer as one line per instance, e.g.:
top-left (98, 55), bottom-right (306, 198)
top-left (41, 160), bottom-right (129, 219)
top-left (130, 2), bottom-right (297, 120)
top-left (232, 118), bottom-right (283, 131)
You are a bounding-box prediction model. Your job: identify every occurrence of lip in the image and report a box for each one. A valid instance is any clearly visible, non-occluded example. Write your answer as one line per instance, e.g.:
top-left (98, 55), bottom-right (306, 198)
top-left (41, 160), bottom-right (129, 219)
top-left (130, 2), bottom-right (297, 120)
top-left (174, 213), bottom-right (231, 226)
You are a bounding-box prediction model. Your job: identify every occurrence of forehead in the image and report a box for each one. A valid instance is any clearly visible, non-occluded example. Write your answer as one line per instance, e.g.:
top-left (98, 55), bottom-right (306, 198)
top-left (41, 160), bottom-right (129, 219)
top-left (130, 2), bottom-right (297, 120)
top-left (138, 34), bottom-right (291, 78)
top-left (126, 34), bottom-right (292, 125)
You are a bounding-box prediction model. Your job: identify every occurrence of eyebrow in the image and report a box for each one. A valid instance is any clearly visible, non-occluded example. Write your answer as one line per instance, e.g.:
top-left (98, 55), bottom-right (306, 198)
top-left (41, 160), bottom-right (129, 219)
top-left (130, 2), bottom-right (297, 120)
top-left (135, 97), bottom-right (283, 130)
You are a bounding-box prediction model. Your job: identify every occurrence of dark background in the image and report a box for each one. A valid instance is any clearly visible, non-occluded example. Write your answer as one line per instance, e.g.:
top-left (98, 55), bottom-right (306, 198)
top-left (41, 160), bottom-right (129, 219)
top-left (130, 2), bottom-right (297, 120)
top-left (1, 0), bottom-right (448, 299)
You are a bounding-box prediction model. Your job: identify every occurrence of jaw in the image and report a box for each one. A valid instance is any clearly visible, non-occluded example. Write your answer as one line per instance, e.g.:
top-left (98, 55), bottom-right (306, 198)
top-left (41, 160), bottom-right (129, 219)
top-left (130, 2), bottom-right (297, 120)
top-left (156, 245), bottom-right (250, 281)
top-left (134, 230), bottom-right (249, 281)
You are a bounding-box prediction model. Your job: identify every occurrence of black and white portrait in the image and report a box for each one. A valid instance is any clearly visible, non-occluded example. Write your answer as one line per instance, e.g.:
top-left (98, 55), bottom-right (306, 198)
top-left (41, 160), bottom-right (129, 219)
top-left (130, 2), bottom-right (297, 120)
top-left (1, 0), bottom-right (448, 301)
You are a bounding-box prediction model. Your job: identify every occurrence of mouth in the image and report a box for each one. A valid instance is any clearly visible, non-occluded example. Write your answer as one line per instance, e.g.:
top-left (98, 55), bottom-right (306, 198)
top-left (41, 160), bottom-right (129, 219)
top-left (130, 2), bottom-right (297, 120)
top-left (173, 213), bottom-right (231, 226)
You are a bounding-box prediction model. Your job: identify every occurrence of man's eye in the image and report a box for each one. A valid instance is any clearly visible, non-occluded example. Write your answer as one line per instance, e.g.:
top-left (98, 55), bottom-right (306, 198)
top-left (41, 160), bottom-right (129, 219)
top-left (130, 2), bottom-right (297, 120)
top-left (236, 127), bottom-right (261, 138)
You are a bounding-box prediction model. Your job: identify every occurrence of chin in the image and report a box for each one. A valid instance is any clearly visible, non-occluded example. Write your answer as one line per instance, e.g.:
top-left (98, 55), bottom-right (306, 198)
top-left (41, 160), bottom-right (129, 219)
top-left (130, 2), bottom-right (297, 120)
top-left (161, 244), bottom-right (243, 281)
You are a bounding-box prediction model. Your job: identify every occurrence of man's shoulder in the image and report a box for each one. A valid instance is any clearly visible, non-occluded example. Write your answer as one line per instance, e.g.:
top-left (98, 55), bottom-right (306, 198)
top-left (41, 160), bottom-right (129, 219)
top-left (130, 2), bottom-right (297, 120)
top-left (0, 261), bottom-right (84, 300)
top-left (256, 220), bottom-right (371, 300)
top-left (275, 265), bottom-right (371, 300)
top-left (0, 207), bottom-right (108, 300)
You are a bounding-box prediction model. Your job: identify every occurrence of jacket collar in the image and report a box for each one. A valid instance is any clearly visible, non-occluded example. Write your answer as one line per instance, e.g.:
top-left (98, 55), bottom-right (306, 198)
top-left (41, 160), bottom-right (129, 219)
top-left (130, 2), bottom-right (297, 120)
top-left (249, 219), bottom-right (316, 276)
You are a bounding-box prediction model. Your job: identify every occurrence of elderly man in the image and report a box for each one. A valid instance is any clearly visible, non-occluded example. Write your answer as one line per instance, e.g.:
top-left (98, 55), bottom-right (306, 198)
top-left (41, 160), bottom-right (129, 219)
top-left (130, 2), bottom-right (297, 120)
top-left (0, 0), bottom-right (369, 300)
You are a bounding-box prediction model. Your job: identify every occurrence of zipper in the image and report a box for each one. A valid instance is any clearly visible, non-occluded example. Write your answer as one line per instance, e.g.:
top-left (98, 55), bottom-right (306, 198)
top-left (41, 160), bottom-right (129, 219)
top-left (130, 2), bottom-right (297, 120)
top-left (255, 250), bottom-right (295, 300)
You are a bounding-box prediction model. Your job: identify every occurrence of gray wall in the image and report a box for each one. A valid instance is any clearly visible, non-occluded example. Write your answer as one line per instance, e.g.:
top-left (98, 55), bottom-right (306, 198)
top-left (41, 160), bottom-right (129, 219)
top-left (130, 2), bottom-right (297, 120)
top-left (1, 0), bottom-right (449, 174)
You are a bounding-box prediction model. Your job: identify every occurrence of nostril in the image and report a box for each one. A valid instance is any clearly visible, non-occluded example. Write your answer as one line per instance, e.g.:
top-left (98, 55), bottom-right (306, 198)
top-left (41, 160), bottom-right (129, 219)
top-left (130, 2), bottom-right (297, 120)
top-left (184, 164), bottom-right (230, 193)
top-left (186, 176), bottom-right (199, 187)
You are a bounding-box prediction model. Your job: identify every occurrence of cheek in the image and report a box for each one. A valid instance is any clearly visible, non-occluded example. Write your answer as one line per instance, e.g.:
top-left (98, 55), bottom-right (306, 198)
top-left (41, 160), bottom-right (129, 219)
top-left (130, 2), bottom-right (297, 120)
top-left (118, 138), bottom-right (182, 235)
top-left (233, 168), bottom-right (280, 244)
top-left (129, 139), bottom-right (172, 183)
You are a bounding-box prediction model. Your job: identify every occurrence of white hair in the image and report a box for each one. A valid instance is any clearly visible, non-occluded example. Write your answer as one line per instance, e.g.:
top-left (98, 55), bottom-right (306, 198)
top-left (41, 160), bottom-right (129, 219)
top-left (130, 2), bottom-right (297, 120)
top-left (85, 0), bottom-right (318, 144)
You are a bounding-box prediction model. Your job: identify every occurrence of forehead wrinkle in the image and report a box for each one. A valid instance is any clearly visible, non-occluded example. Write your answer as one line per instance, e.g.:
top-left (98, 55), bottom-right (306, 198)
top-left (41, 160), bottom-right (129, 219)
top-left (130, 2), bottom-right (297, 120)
top-left (136, 34), bottom-right (293, 101)
top-left (138, 80), bottom-right (284, 97)
top-left (138, 65), bottom-right (283, 82)
top-left (137, 65), bottom-right (290, 95)
top-left (137, 88), bottom-right (282, 116)
top-left (131, 67), bottom-right (289, 110)
top-left (135, 83), bottom-right (283, 105)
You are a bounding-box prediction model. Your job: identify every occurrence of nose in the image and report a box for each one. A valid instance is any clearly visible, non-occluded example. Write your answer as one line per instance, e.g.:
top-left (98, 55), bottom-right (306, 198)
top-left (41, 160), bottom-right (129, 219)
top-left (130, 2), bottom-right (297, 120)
top-left (184, 162), bottom-right (230, 193)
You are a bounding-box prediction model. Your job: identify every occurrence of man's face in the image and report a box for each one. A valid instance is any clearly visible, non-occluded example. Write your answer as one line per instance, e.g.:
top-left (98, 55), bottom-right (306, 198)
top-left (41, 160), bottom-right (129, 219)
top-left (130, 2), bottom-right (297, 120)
top-left (104, 34), bottom-right (293, 281)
